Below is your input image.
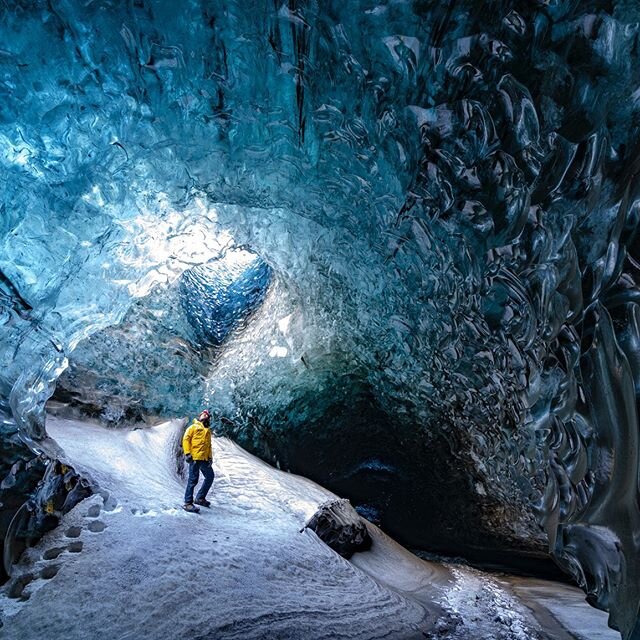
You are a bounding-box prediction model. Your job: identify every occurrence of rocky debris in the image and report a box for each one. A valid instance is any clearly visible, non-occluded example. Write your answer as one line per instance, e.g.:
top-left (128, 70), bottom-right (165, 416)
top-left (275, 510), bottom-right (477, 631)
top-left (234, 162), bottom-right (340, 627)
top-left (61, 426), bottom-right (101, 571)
top-left (302, 498), bottom-right (372, 559)
top-left (0, 436), bottom-right (48, 583)
top-left (3, 460), bottom-right (92, 578)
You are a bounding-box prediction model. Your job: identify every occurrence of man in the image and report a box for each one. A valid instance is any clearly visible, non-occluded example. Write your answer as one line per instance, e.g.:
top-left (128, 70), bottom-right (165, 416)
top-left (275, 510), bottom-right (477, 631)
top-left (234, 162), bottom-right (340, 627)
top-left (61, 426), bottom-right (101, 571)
top-left (182, 409), bottom-right (215, 513)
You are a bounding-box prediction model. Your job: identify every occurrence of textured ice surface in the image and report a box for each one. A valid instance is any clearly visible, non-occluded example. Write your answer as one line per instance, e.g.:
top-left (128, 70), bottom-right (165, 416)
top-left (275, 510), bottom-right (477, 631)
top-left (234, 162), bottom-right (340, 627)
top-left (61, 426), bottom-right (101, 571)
top-left (0, 1), bottom-right (639, 636)
top-left (179, 248), bottom-right (272, 346)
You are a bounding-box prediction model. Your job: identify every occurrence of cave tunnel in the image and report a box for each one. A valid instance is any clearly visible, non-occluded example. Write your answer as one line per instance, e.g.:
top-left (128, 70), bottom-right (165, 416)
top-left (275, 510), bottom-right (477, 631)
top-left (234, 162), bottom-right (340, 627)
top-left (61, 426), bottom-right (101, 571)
top-left (1, 1), bottom-right (640, 639)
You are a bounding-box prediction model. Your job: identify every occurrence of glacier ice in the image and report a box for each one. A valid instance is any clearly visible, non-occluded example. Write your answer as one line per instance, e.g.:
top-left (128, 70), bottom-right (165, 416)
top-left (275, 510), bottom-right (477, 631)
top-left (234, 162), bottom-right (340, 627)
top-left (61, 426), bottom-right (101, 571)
top-left (0, 0), bottom-right (639, 637)
top-left (179, 248), bottom-right (272, 347)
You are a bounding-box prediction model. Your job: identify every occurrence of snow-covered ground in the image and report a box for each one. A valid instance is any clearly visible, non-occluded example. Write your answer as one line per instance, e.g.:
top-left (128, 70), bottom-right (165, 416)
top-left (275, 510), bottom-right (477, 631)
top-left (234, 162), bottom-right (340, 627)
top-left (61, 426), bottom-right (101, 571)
top-left (0, 417), bottom-right (621, 640)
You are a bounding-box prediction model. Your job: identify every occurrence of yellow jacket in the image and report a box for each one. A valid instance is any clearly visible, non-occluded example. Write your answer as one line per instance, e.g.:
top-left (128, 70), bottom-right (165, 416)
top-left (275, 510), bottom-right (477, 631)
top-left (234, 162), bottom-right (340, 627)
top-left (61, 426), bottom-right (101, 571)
top-left (182, 419), bottom-right (212, 461)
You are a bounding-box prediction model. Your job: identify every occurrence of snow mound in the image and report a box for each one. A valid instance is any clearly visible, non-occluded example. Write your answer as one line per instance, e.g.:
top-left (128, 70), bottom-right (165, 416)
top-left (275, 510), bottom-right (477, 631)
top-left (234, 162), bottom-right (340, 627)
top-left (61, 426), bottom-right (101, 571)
top-left (0, 417), bottom-right (619, 640)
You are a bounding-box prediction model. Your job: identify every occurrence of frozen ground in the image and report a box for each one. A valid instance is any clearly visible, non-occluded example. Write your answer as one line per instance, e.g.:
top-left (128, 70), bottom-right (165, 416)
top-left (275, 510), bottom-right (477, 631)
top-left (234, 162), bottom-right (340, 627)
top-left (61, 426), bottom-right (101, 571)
top-left (0, 417), bottom-right (621, 640)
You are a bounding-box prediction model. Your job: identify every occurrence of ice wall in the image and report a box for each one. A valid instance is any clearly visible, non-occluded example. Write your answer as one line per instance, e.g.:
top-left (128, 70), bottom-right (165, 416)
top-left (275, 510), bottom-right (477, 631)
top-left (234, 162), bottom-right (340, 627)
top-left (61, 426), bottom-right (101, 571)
top-left (1, 1), bottom-right (640, 636)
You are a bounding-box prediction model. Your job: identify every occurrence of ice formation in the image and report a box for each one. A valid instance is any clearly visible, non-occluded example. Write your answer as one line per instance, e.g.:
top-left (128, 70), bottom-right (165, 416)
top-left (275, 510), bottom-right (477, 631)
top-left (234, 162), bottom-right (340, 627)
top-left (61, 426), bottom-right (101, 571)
top-left (0, 1), bottom-right (639, 637)
top-left (179, 247), bottom-right (272, 346)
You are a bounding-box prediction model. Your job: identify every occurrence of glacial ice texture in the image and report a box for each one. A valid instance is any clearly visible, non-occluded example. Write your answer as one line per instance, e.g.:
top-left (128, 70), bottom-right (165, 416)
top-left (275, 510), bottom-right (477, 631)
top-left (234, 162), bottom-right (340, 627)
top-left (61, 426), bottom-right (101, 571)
top-left (179, 249), bottom-right (272, 347)
top-left (0, 1), bottom-right (639, 637)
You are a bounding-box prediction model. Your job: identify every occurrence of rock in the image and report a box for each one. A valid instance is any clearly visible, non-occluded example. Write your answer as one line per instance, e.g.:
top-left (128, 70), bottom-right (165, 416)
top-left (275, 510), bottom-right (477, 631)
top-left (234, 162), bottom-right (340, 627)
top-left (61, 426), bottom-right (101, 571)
top-left (3, 459), bottom-right (93, 579)
top-left (302, 498), bottom-right (372, 559)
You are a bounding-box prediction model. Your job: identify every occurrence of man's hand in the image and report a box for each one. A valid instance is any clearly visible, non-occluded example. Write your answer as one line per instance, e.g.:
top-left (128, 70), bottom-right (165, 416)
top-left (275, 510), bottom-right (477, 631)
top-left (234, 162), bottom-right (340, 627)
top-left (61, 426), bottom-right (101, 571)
top-left (185, 454), bottom-right (193, 464)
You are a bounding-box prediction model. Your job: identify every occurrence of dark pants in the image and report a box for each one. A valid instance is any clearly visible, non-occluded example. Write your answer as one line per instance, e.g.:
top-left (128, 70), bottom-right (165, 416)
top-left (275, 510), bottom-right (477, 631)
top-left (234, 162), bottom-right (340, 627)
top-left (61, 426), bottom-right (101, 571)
top-left (184, 460), bottom-right (215, 504)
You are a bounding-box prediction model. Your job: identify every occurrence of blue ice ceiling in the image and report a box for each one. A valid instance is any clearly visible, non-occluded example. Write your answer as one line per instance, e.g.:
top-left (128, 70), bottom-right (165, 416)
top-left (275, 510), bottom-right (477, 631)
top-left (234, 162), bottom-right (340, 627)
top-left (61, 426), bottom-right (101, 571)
top-left (180, 248), bottom-right (272, 347)
top-left (1, 1), bottom-right (640, 636)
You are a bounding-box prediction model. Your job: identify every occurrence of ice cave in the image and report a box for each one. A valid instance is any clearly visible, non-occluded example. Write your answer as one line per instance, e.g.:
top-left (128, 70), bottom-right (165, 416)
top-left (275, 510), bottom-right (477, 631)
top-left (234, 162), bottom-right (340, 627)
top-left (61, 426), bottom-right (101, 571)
top-left (0, 1), bottom-right (639, 638)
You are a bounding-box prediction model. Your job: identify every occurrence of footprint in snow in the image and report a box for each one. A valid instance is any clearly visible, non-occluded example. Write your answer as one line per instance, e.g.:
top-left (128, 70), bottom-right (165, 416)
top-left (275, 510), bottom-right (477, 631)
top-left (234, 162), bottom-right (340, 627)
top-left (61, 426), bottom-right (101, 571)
top-left (85, 504), bottom-right (101, 518)
top-left (42, 546), bottom-right (66, 560)
top-left (87, 520), bottom-right (107, 533)
top-left (7, 573), bottom-right (34, 600)
top-left (42, 541), bottom-right (83, 560)
top-left (64, 526), bottom-right (82, 538)
top-left (40, 565), bottom-right (60, 580)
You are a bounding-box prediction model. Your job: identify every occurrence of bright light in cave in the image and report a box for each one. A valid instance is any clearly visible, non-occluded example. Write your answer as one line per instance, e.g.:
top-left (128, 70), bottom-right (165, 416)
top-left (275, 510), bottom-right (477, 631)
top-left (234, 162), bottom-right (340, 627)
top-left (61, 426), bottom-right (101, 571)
top-left (214, 247), bottom-right (265, 283)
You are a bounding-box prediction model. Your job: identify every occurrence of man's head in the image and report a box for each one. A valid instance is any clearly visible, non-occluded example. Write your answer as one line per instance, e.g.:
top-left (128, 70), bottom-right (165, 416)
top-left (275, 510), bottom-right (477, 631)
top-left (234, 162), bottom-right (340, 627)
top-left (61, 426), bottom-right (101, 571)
top-left (198, 409), bottom-right (211, 427)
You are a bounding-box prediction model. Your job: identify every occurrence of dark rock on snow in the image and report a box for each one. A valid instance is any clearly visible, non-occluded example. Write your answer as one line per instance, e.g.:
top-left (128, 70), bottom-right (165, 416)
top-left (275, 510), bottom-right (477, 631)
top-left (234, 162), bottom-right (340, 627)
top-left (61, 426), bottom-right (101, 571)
top-left (303, 499), bottom-right (372, 559)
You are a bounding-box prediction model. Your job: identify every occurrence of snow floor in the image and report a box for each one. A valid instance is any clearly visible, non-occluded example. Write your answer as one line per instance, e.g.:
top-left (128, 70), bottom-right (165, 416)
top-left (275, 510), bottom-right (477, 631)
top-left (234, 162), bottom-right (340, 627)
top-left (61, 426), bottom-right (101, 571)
top-left (0, 416), bottom-right (621, 640)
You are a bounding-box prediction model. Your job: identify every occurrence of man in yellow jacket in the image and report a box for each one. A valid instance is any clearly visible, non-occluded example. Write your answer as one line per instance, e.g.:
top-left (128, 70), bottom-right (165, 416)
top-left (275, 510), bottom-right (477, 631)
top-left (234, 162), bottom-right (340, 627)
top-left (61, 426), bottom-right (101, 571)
top-left (182, 409), bottom-right (215, 513)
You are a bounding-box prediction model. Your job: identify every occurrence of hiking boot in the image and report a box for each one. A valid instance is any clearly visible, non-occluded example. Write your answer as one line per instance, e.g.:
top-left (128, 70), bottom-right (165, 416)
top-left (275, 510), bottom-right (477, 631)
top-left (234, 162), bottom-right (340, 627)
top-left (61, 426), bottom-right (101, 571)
top-left (183, 503), bottom-right (200, 513)
top-left (194, 498), bottom-right (211, 508)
